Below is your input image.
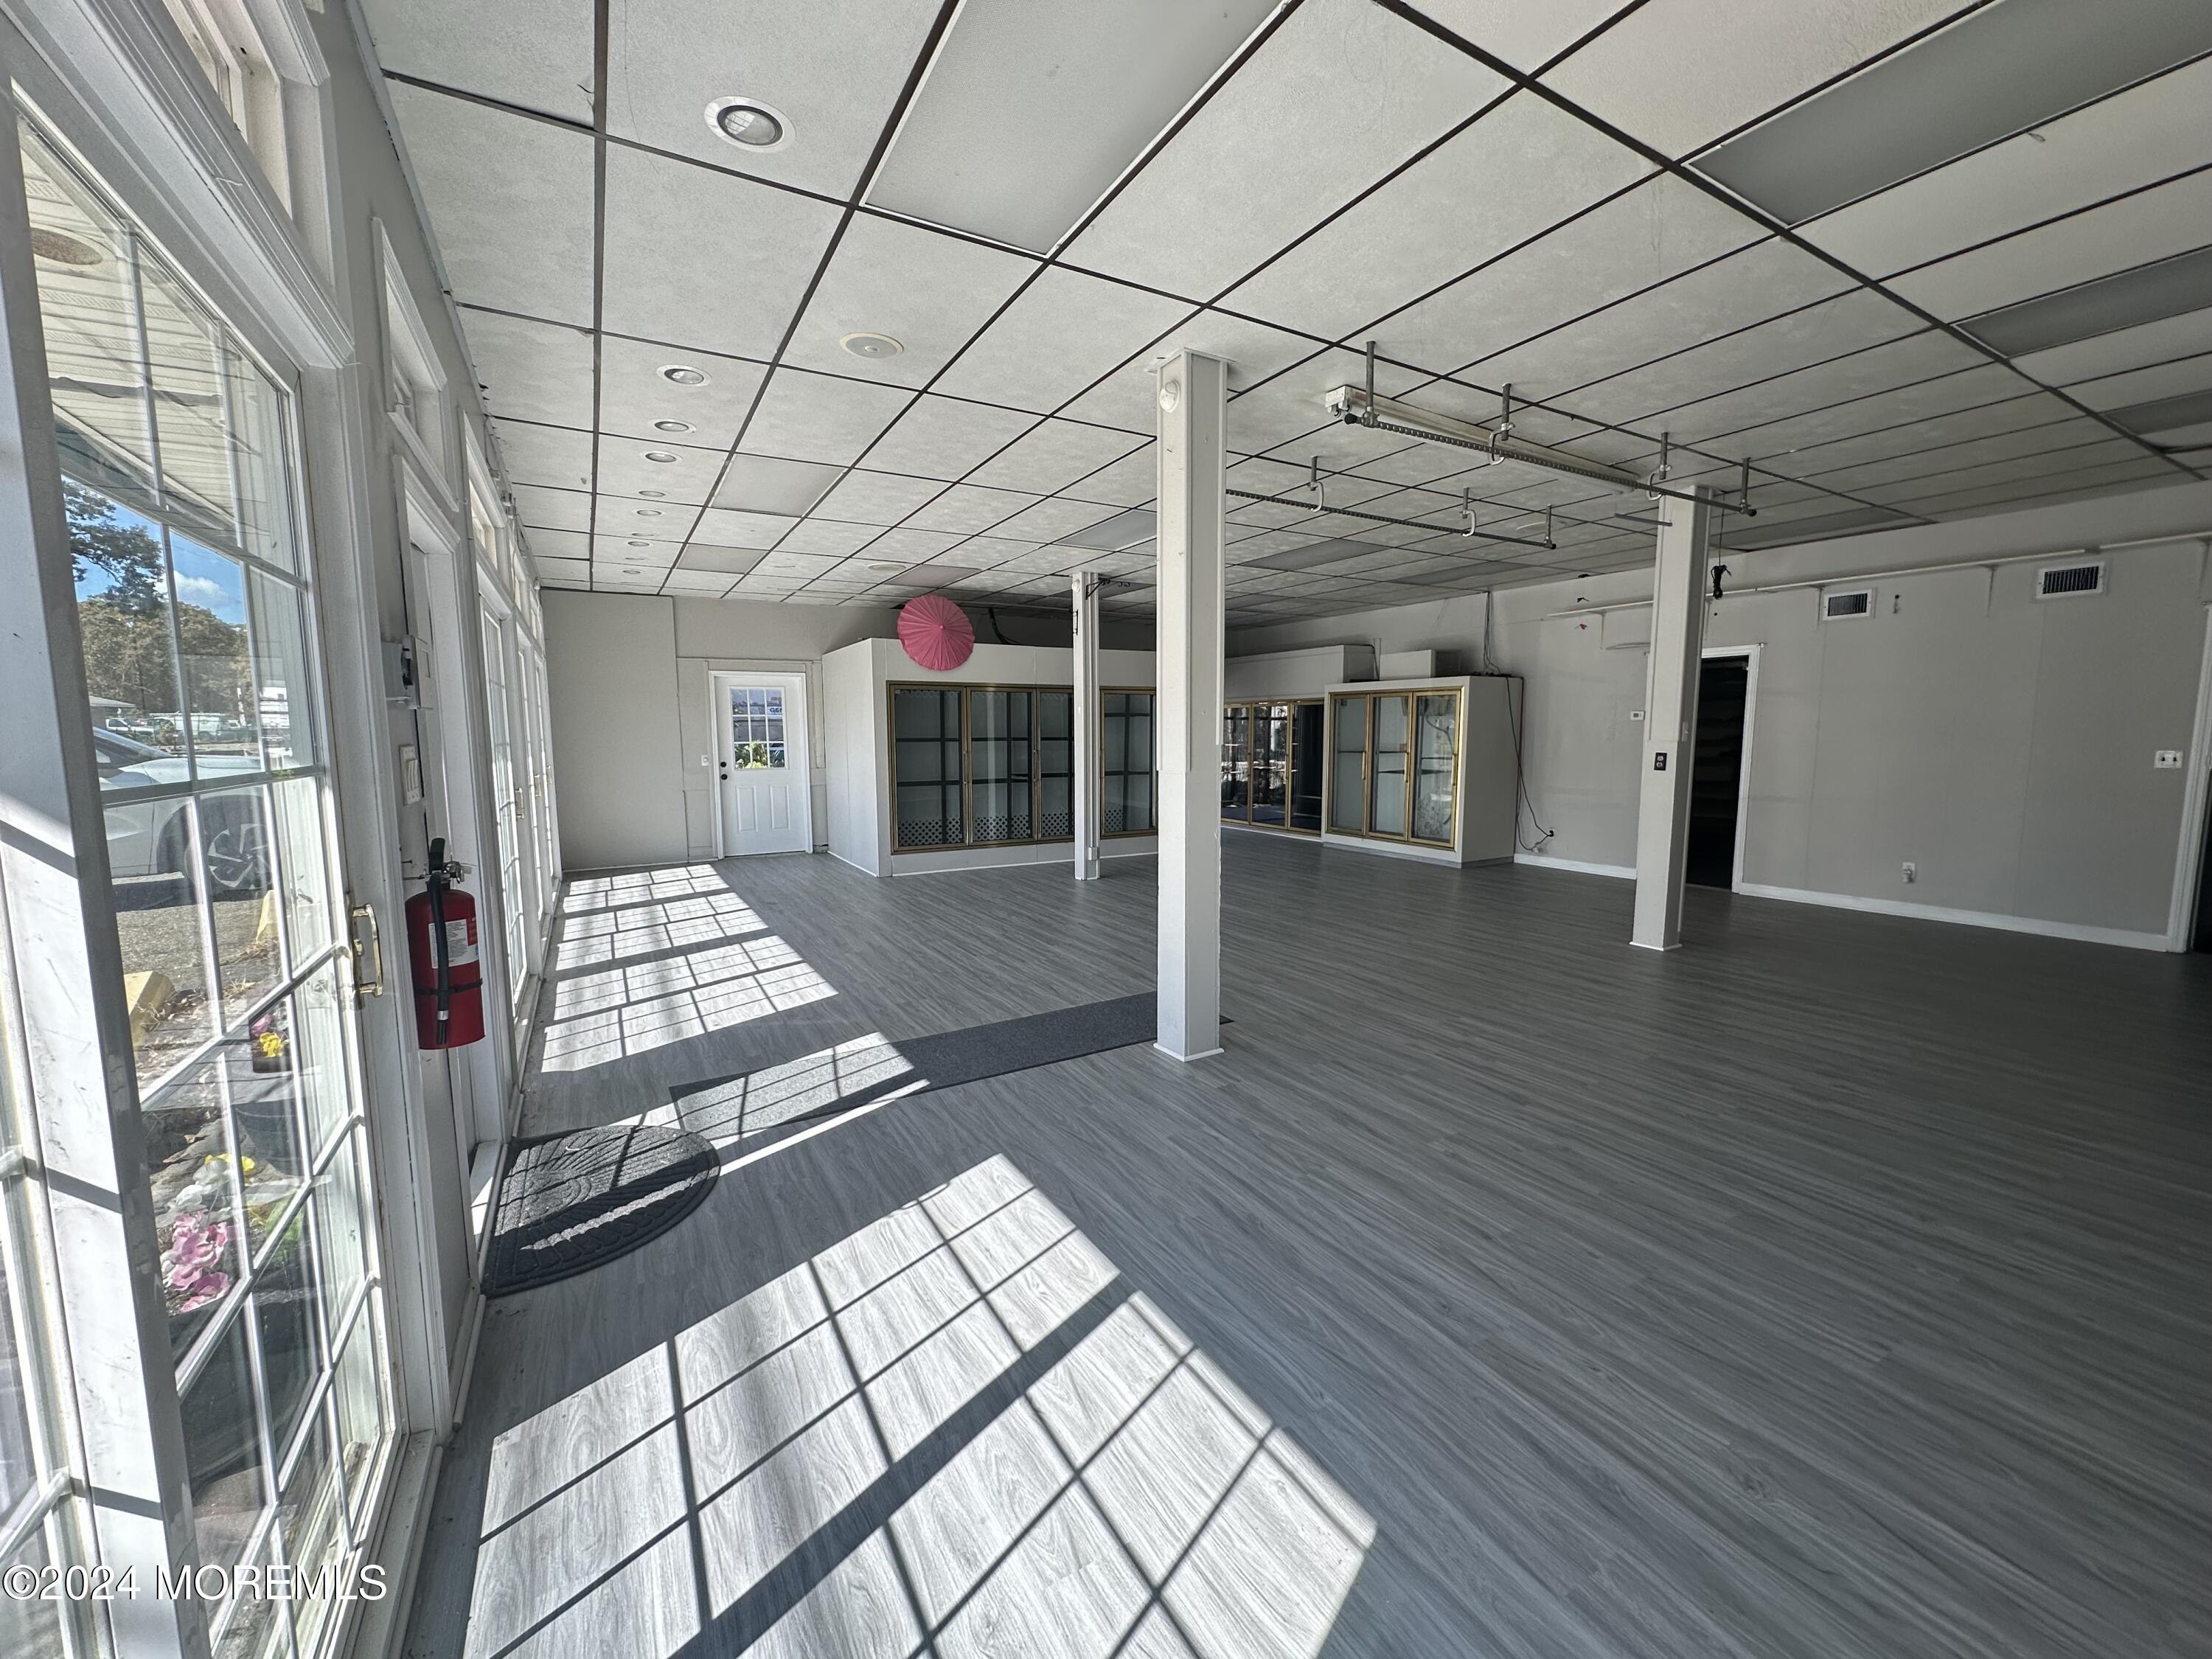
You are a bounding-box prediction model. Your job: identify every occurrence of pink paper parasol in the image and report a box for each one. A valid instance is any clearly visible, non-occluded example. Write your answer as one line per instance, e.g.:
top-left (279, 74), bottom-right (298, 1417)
top-left (897, 594), bottom-right (975, 671)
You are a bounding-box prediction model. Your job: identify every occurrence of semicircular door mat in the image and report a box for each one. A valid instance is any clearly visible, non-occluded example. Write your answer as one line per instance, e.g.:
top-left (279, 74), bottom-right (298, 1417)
top-left (482, 1124), bottom-right (718, 1297)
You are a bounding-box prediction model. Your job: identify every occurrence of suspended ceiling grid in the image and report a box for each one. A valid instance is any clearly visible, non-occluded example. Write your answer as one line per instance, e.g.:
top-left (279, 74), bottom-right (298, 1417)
top-left (358, 0), bottom-right (2212, 622)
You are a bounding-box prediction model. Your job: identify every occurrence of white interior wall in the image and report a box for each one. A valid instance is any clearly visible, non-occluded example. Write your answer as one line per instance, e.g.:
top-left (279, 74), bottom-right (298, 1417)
top-left (1231, 480), bottom-right (2212, 945)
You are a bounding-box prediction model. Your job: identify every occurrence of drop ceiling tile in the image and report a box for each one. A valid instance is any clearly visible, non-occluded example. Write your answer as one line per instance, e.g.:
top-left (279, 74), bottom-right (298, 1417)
top-left (711, 454), bottom-right (844, 516)
top-left (386, 84), bottom-right (597, 325)
top-left (459, 309), bottom-right (595, 429)
top-left (1799, 416), bottom-right (2111, 491)
top-left (930, 268), bottom-right (1190, 414)
top-left (862, 527), bottom-right (970, 563)
top-left (957, 537), bottom-right (1040, 568)
top-left (603, 498), bottom-right (684, 535)
top-left (691, 508), bottom-right (799, 549)
top-left (990, 546), bottom-right (1091, 574)
top-left (1543, 0), bottom-right (1965, 160)
top-left (1376, 177), bottom-right (1764, 377)
top-left (1062, 444), bottom-right (1158, 507)
top-left (1398, 0), bottom-right (1627, 71)
top-left (509, 483), bottom-right (593, 532)
top-left (863, 395), bottom-right (1038, 479)
top-left (1472, 237), bottom-right (1858, 403)
top-left (964, 420), bottom-right (1147, 495)
top-left (1560, 289), bottom-right (1928, 422)
top-left (597, 336), bottom-right (768, 450)
top-left (1229, 347), bottom-right (1429, 452)
top-left (869, 0), bottom-right (1278, 252)
top-left (531, 554), bottom-right (592, 585)
top-left (810, 469), bottom-right (946, 525)
top-left (1768, 394), bottom-right (2072, 473)
top-left (1057, 311), bottom-right (1321, 433)
top-left (782, 215), bottom-right (1039, 389)
top-left (900, 484), bottom-right (1040, 535)
top-left (601, 147), bottom-right (843, 360)
top-left (2014, 305), bottom-right (2212, 386)
top-left (1226, 94), bottom-right (1652, 342)
top-left (2067, 351), bottom-right (2212, 411)
top-left (1879, 455), bottom-right (2177, 516)
top-left (751, 550), bottom-right (846, 580)
top-left (605, 0), bottom-right (942, 197)
top-left (1722, 365), bottom-right (2053, 457)
top-left (491, 419), bottom-right (594, 490)
top-left (989, 497), bottom-right (1123, 543)
top-left (1802, 55), bottom-right (2212, 278)
top-left (777, 520), bottom-right (885, 556)
top-left (1064, 0), bottom-right (1505, 296)
top-left (1647, 330), bottom-right (1992, 445)
top-left (594, 434), bottom-right (726, 504)
top-left (524, 526), bottom-right (588, 562)
top-left (1889, 168), bottom-right (2212, 321)
top-left (1860, 435), bottom-right (2154, 498)
top-left (738, 368), bottom-right (912, 465)
top-left (591, 534), bottom-right (683, 565)
top-left (660, 570), bottom-right (739, 596)
top-left (362, 0), bottom-right (593, 119)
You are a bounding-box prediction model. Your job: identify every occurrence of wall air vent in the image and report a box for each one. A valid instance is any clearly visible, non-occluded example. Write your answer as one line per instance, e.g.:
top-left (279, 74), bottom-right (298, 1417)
top-left (1822, 589), bottom-right (1873, 621)
top-left (2036, 560), bottom-right (2104, 599)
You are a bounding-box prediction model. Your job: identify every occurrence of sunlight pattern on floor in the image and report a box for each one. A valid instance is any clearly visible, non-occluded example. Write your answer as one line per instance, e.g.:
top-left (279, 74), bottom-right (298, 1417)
top-left (538, 872), bottom-right (835, 1074)
top-left (463, 1158), bottom-right (1373, 1659)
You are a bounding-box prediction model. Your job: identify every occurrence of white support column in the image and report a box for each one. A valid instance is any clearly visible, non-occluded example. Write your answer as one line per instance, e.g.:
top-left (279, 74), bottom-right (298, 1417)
top-left (1071, 570), bottom-right (1102, 881)
top-left (1632, 484), bottom-right (1714, 950)
top-left (1155, 350), bottom-right (1228, 1060)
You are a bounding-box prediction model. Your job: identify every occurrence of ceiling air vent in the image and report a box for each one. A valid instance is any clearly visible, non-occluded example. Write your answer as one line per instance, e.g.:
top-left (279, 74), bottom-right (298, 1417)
top-left (2036, 559), bottom-right (2104, 599)
top-left (1822, 589), bottom-right (1872, 621)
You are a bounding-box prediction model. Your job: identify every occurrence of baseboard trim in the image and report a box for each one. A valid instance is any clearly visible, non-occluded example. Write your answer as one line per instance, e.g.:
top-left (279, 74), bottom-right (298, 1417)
top-left (1514, 853), bottom-right (1635, 880)
top-left (1735, 883), bottom-right (2171, 951)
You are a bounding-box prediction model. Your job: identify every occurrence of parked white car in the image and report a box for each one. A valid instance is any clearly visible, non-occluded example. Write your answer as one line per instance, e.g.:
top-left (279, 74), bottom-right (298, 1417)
top-left (94, 728), bottom-right (271, 895)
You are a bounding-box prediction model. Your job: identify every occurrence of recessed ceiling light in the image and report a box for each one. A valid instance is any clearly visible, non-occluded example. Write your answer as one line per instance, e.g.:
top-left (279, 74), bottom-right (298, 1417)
top-left (653, 419), bottom-right (694, 434)
top-left (622, 567), bottom-right (641, 575)
top-left (638, 490), bottom-right (667, 498)
top-left (627, 539), bottom-right (652, 548)
top-left (635, 507), bottom-right (663, 517)
top-left (644, 450), bottom-right (680, 463)
top-left (840, 332), bottom-right (904, 360)
top-left (706, 97), bottom-right (790, 153)
top-left (659, 365), bottom-right (709, 386)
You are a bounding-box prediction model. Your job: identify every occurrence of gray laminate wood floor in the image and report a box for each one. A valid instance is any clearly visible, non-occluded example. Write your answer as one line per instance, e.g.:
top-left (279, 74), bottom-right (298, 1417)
top-left (400, 838), bottom-right (2211, 1659)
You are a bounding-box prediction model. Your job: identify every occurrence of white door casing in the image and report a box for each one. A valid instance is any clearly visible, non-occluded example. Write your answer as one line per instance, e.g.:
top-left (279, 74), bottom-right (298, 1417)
top-left (715, 672), bottom-right (812, 855)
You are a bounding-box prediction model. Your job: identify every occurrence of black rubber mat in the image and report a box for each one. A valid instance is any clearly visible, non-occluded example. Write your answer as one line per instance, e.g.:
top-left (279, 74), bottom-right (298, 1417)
top-left (481, 1124), bottom-right (719, 1297)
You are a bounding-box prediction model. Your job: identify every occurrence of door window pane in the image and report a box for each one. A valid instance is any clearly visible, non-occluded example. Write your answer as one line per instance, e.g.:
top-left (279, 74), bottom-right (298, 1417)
top-left (271, 774), bottom-right (332, 963)
top-left (281, 1416), bottom-right (344, 1655)
top-left (1413, 694), bottom-right (1458, 844)
top-left (142, 261), bottom-right (237, 543)
top-left (106, 797), bottom-right (215, 1085)
top-left (0, 1531), bottom-right (66, 1659)
top-left (891, 689), bottom-right (963, 848)
top-left (968, 689), bottom-right (1033, 843)
top-left (147, 1057), bottom-right (246, 1358)
top-left (1329, 698), bottom-right (1366, 833)
top-left (1252, 704), bottom-right (1287, 828)
top-left (200, 786), bottom-right (280, 1016)
top-left (248, 569), bottom-right (319, 768)
top-left (1289, 702), bottom-right (1325, 832)
top-left (73, 485), bottom-right (186, 761)
top-left (229, 1002), bottom-right (307, 1258)
top-left (215, 1523), bottom-right (285, 1659)
top-left (254, 1210), bottom-right (321, 1461)
top-left (728, 684), bottom-right (787, 768)
top-left (171, 535), bottom-right (260, 764)
top-left (1222, 705), bottom-right (1251, 821)
top-left (332, 1305), bottom-right (385, 1528)
top-left (1036, 692), bottom-right (1072, 840)
top-left (181, 1318), bottom-right (265, 1575)
top-left (227, 346), bottom-right (297, 574)
top-left (293, 962), bottom-right (352, 1159)
top-left (1102, 692), bottom-right (1154, 835)
top-left (1369, 695), bottom-right (1410, 838)
top-left (311, 1136), bottom-right (370, 1334)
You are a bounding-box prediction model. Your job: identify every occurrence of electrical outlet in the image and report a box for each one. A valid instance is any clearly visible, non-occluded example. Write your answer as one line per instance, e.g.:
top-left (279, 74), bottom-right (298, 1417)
top-left (1629, 709), bottom-right (1645, 721)
top-left (2153, 750), bottom-right (2183, 769)
top-left (1902, 862), bottom-right (1917, 884)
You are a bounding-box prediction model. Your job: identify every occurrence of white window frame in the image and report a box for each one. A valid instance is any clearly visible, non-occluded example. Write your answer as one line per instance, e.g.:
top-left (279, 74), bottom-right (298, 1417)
top-left (156, 0), bottom-right (292, 210)
top-left (376, 222), bottom-right (453, 505)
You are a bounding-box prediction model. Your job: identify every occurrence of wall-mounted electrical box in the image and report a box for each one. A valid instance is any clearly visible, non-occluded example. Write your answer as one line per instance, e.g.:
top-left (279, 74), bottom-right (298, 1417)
top-left (382, 639), bottom-right (421, 707)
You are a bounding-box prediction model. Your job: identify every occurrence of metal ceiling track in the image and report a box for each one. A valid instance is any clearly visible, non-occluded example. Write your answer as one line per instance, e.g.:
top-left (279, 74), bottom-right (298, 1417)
top-left (1225, 457), bottom-right (1557, 551)
top-left (1326, 343), bottom-right (1756, 518)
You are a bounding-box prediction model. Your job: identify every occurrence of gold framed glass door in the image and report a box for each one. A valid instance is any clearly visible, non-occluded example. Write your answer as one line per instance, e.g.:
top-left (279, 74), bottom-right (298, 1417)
top-left (1036, 690), bottom-right (1073, 839)
top-left (1222, 705), bottom-right (1251, 821)
top-left (1368, 695), bottom-right (1411, 837)
top-left (1289, 703), bottom-right (1326, 832)
top-left (1101, 691), bottom-right (1155, 835)
top-left (1251, 703), bottom-right (1288, 827)
top-left (967, 689), bottom-right (1033, 844)
top-left (1329, 697), bottom-right (1367, 833)
top-left (891, 688), bottom-right (963, 848)
top-left (1412, 693), bottom-right (1460, 845)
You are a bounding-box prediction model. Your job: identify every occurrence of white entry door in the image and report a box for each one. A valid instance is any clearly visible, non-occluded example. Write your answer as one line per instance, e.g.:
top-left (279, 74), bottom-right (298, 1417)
top-left (716, 672), bottom-right (813, 855)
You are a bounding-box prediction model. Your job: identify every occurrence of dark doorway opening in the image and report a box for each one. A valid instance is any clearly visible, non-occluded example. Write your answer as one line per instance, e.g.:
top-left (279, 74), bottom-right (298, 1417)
top-left (1686, 654), bottom-right (1750, 889)
top-left (2193, 771), bottom-right (2212, 952)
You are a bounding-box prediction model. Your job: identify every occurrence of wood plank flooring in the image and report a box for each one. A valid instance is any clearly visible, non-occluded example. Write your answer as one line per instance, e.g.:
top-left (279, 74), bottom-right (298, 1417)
top-left (400, 838), bottom-right (2211, 1659)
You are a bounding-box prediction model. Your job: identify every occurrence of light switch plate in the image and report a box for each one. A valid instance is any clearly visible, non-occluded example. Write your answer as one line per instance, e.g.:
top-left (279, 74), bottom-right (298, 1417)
top-left (2154, 750), bottom-right (2183, 768)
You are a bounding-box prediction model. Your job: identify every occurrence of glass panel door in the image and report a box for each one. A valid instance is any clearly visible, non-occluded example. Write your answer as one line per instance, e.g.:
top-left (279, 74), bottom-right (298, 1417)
top-left (891, 688), bottom-right (963, 848)
top-left (1413, 693), bottom-right (1459, 844)
top-left (1251, 703), bottom-right (1288, 827)
top-left (24, 115), bottom-right (394, 1655)
top-left (1288, 701), bottom-right (1325, 833)
top-left (1036, 691), bottom-right (1073, 839)
top-left (967, 689), bottom-right (1033, 844)
top-left (1102, 692), bottom-right (1155, 835)
top-left (1221, 704), bottom-right (1251, 821)
top-left (1329, 697), bottom-right (1366, 833)
top-left (1368, 695), bottom-right (1411, 838)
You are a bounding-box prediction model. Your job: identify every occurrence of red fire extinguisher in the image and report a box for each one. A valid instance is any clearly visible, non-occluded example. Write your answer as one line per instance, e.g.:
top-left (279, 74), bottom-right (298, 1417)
top-left (406, 838), bottom-right (485, 1048)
